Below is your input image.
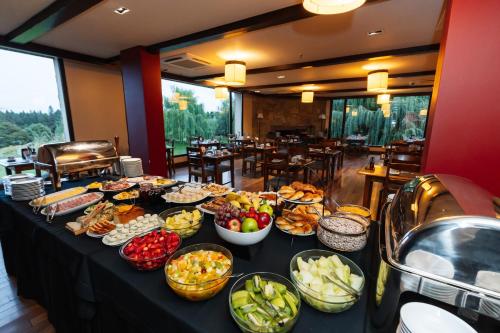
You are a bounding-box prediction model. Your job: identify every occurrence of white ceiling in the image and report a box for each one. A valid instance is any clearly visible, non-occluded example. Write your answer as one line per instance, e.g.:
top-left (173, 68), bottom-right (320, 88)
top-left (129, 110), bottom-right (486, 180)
top-left (34, 0), bottom-right (300, 58)
top-left (161, 0), bottom-right (444, 78)
top-left (0, 0), bottom-right (54, 35)
top-left (0, 0), bottom-right (445, 96)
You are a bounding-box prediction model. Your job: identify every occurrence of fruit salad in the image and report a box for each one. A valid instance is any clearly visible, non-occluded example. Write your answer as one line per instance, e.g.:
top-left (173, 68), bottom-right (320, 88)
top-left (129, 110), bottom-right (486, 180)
top-left (162, 209), bottom-right (202, 238)
top-left (231, 275), bottom-right (300, 332)
top-left (165, 249), bottom-right (232, 301)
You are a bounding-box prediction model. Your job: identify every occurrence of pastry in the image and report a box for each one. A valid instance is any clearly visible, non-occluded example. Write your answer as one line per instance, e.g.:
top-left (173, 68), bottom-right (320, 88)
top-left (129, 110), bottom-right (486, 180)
top-left (289, 191), bottom-right (304, 200)
top-left (278, 186), bottom-right (295, 194)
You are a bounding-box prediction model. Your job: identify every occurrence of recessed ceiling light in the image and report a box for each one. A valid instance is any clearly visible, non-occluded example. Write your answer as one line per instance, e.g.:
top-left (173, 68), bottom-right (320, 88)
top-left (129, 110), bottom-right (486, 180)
top-left (255, 90), bottom-right (261, 93)
top-left (114, 7), bottom-right (130, 15)
top-left (367, 29), bottom-right (383, 36)
top-left (277, 75), bottom-right (286, 79)
top-left (302, 66), bottom-right (313, 69)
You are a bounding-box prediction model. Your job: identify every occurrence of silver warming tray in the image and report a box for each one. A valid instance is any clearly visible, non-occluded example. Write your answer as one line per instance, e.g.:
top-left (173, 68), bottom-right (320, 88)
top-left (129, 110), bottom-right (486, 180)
top-left (35, 140), bottom-right (118, 190)
top-left (371, 174), bottom-right (499, 331)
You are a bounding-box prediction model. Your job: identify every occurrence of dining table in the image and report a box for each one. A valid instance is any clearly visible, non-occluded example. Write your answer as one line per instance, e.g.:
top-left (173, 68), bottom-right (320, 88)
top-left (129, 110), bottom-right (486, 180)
top-left (357, 165), bottom-right (420, 219)
top-left (0, 158), bottom-right (37, 175)
top-left (203, 152), bottom-right (235, 186)
top-left (0, 177), bottom-right (378, 333)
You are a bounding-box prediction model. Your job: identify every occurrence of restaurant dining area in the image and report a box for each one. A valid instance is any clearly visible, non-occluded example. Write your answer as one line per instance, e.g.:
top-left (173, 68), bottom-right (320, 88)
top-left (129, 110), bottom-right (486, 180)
top-left (0, 1), bottom-right (499, 332)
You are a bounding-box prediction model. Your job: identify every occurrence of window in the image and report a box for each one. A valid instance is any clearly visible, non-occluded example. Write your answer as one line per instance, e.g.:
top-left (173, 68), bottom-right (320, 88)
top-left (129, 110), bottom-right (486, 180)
top-left (0, 49), bottom-right (70, 176)
top-left (161, 80), bottom-right (233, 156)
top-left (332, 94), bottom-right (430, 146)
top-left (231, 92), bottom-right (243, 137)
top-left (330, 99), bottom-right (344, 138)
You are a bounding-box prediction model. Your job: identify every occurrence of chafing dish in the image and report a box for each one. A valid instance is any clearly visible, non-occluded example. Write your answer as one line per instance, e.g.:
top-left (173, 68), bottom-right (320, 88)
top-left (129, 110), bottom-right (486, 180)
top-left (35, 140), bottom-right (118, 190)
top-left (370, 174), bottom-right (499, 332)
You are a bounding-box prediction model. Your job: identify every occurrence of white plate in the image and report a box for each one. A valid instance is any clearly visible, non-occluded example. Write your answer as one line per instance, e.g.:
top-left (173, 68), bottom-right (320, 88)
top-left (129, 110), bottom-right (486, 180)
top-left (277, 193), bottom-right (323, 205)
top-left (86, 229), bottom-right (112, 238)
top-left (100, 182), bottom-right (135, 192)
top-left (195, 203), bottom-right (217, 215)
top-left (275, 223), bottom-right (316, 237)
top-left (400, 302), bottom-right (477, 333)
top-left (41, 192), bottom-right (104, 217)
top-left (101, 223), bottom-right (161, 246)
top-left (29, 187), bottom-right (87, 207)
top-left (112, 191), bottom-right (139, 201)
top-left (161, 191), bottom-right (210, 204)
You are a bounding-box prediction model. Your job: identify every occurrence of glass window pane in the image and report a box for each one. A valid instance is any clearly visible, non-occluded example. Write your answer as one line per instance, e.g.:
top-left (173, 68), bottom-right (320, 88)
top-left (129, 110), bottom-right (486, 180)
top-left (161, 80), bottom-right (231, 156)
top-left (231, 92), bottom-right (242, 137)
top-left (0, 49), bottom-right (70, 176)
top-left (342, 95), bottom-right (430, 146)
top-left (330, 99), bottom-right (344, 139)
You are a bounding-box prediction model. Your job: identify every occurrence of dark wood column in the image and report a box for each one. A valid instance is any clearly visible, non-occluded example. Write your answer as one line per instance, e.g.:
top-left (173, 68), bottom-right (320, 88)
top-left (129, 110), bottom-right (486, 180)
top-left (120, 47), bottom-right (167, 176)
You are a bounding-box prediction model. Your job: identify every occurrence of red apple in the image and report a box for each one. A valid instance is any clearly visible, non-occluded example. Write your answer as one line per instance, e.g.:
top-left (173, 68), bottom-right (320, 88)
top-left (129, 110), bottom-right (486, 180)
top-left (226, 218), bottom-right (241, 232)
top-left (257, 212), bottom-right (271, 229)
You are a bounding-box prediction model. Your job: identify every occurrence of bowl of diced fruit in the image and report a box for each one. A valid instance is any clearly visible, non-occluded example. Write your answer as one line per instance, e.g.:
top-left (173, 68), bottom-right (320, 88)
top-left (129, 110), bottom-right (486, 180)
top-left (159, 206), bottom-right (203, 238)
top-left (229, 273), bottom-right (301, 333)
top-left (214, 202), bottom-right (273, 246)
top-left (289, 249), bottom-right (364, 313)
top-left (165, 243), bottom-right (233, 301)
top-left (119, 229), bottom-right (181, 271)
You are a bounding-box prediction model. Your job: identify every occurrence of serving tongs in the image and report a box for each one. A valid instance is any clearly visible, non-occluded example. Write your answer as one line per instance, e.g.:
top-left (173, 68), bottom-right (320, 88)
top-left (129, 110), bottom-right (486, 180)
top-left (321, 272), bottom-right (360, 301)
top-left (45, 203), bottom-right (58, 223)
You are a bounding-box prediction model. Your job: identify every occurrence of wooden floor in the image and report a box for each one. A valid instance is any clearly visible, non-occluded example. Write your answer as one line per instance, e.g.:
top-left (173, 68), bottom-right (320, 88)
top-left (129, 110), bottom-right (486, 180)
top-left (0, 153), bottom-right (370, 332)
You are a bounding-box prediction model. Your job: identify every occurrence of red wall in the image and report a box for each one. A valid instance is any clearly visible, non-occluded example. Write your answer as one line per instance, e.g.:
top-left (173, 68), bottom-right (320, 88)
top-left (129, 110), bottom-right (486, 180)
top-left (423, 0), bottom-right (500, 196)
top-left (121, 47), bottom-right (167, 176)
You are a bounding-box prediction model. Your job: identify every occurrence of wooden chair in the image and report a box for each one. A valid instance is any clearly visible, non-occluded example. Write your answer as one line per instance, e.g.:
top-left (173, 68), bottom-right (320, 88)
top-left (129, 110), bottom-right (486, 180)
top-left (241, 142), bottom-right (262, 176)
top-left (186, 146), bottom-right (215, 183)
top-left (377, 159), bottom-right (421, 217)
top-left (307, 144), bottom-right (328, 182)
top-left (165, 139), bottom-right (175, 177)
top-left (262, 151), bottom-right (290, 191)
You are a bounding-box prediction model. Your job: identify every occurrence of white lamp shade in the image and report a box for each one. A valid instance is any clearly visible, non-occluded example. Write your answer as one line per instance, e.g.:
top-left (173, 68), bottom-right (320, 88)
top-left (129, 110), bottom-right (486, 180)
top-left (214, 86), bottom-right (229, 100)
top-left (346, 106), bottom-right (350, 113)
top-left (301, 91), bottom-right (314, 103)
top-left (303, 0), bottom-right (366, 15)
top-left (352, 111), bottom-right (358, 117)
top-left (224, 61), bottom-right (246, 86)
top-left (377, 93), bottom-right (391, 105)
top-left (419, 109), bottom-right (428, 116)
top-left (257, 113), bottom-right (264, 119)
top-left (367, 70), bottom-right (389, 92)
top-left (179, 100), bottom-right (188, 111)
top-left (171, 92), bottom-right (180, 103)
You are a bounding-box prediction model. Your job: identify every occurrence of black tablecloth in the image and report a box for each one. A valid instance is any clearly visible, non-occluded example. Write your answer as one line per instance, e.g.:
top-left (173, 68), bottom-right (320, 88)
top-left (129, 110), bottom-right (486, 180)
top-left (0, 178), bottom-right (377, 333)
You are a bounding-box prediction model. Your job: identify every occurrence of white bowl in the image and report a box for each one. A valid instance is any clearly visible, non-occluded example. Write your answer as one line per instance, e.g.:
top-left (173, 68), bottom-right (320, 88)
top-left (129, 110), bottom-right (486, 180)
top-left (214, 219), bottom-right (273, 246)
top-left (400, 302), bottom-right (477, 333)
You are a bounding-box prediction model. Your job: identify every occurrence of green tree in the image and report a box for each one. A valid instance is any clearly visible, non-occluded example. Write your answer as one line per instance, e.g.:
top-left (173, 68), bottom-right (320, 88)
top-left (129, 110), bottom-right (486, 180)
top-left (26, 123), bottom-right (53, 143)
top-left (0, 122), bottom-right (32, 148)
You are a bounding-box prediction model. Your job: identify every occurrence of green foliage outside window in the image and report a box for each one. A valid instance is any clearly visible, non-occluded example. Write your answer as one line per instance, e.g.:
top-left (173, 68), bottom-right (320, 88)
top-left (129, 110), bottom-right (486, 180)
top-left (331, 95), bottom-right (429, 146)
top-left (163, 86), bottom-right (230, 156)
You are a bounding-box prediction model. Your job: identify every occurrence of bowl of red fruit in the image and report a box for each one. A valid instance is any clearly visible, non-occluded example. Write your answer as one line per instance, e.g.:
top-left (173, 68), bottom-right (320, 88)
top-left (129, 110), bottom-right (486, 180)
top-left (119, 229), bottom-right (181, 271)
top-left (214, 203), bottom-right (273, 246)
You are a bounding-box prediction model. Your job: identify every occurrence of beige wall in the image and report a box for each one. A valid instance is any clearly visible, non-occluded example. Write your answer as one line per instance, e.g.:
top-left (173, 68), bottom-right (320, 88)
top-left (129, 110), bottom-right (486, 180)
top-left (242, 93), bottom-right (329, 138)
top-left (63, 60), bottom-right (129, 155)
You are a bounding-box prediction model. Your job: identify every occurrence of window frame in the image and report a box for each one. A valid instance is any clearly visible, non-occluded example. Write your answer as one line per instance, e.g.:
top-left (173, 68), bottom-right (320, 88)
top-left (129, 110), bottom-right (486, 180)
top-left (329, 92), bottom-right (432, 143)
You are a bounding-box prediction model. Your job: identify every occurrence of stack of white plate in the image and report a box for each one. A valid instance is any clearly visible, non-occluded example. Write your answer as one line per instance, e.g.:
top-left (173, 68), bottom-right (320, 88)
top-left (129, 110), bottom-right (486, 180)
top-left (121, 158), bottom-right (143, 177)
top-left (398, 302), bottom-right (477, 333)
top-left (2, 174), bottom-right (35, 196)
top-left (10, 177), bottom-right (45, 201)
top-left (114, 155), bottom-right (131, 175)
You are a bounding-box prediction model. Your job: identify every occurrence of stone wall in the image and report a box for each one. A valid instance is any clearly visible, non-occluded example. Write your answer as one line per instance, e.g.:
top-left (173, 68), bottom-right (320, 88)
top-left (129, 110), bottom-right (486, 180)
top-left (243, 94), bottom-right (329, 138)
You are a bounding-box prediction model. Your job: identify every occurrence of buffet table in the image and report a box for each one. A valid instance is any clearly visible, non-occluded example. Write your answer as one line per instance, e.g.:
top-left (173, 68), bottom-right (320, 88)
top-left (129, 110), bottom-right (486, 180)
top-left (0, 178), bottom-right (376, 333)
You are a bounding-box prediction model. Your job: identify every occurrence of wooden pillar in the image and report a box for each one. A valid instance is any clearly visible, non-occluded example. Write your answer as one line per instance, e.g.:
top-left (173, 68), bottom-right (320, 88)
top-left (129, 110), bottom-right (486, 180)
top-left (120, 47), bottom-right (167, 176)
top-left (422, 0), bottom-right (500, 195)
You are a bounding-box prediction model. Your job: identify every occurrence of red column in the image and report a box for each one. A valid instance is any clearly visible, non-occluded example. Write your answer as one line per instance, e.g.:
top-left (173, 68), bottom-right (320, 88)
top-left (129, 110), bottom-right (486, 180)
top-left (422, 0), bottom-right (500, 195)
top-left (120, 47), bottom-right (167, 177)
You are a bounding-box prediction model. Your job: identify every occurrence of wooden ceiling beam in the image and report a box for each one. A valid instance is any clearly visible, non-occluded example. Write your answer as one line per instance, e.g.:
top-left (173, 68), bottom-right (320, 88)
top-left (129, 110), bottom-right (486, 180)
top-left (192, 44), bottom-right (440, 81)
top-left (5, 0), bottom-right (103, 44)
top-left (272, 84), bottom-right (434, 96)
top-left (239, 70), bottom-right (435, 90)
top-left (147, 4), bottom-right (316, 53)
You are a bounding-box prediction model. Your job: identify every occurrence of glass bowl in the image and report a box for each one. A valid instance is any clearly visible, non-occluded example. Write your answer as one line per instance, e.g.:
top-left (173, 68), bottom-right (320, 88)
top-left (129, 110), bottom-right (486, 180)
top-left (159, 206), bottom-right (204, 238)
top-left (229, 272), bottom-right (301, 333)
top-left (289, 249), bottom-right (365, 313)
top-left (119, 229), bottom-right (181, 271)
top-left (165, 243), bottom-right (233, 301)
